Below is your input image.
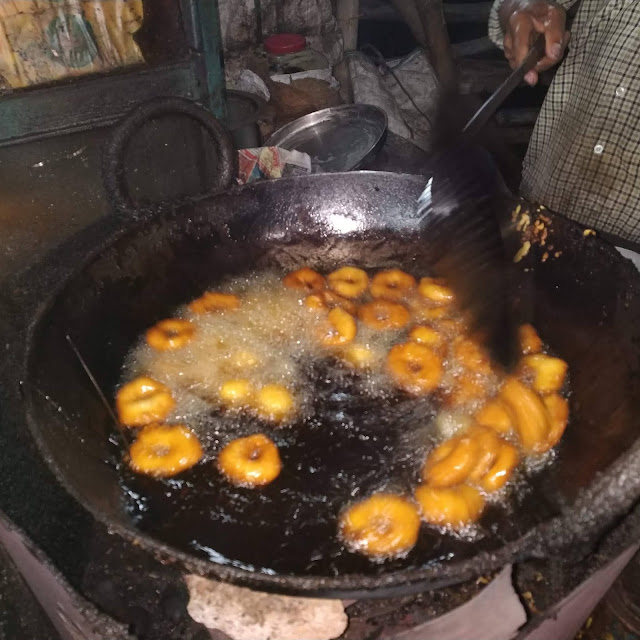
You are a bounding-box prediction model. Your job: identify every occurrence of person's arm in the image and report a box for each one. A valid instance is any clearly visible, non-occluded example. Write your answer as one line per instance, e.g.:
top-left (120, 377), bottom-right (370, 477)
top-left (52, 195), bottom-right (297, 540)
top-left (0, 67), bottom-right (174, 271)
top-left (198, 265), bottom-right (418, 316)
top-left (488, 0), bottom-right (571, 85)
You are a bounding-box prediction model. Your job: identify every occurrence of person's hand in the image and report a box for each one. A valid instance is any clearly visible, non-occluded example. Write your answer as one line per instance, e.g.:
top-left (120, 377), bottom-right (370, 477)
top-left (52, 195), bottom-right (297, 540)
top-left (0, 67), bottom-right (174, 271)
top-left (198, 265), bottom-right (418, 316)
top-left (499, 0), bottom-right (569, 86)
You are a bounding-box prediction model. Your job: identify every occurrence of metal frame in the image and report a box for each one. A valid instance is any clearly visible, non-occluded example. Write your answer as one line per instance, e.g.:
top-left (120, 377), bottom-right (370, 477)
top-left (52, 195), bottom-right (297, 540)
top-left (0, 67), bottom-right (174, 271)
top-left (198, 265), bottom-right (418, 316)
top-left (0, 0), bottom-right (226, 147)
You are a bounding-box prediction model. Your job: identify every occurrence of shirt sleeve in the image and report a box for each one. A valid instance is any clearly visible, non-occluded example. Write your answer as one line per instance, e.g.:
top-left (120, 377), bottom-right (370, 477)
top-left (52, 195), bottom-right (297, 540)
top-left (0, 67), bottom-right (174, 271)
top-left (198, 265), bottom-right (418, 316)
top-left (488, 0), bottom-right (507, 49)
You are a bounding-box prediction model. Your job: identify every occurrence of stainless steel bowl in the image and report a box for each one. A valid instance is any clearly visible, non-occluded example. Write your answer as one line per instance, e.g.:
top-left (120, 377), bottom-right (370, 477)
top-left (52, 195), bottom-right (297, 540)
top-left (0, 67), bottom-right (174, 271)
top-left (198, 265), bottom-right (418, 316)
top-left (264, 104), bottom-right (388, 172)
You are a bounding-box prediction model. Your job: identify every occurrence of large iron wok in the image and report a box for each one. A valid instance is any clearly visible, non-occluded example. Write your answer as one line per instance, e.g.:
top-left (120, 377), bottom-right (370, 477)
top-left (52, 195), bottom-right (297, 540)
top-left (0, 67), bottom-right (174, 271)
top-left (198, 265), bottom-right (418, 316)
top-left (16, 100), bottom-right (640, 599)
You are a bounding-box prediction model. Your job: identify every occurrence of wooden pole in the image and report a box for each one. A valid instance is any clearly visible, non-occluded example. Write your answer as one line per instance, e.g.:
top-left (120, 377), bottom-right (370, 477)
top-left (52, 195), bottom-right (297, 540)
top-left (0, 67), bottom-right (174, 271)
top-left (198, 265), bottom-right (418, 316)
top-left (414, 0), bottom-right (457, 91)
top-left (336, 0), bottom-right (360, 52)
top-left (390, 0), bottom-right (428, 47)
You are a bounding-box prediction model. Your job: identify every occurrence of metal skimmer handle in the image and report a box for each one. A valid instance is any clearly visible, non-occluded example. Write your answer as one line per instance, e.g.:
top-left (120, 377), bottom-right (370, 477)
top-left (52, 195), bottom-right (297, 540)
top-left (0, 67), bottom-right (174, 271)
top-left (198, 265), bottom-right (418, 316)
top-left (463, 34), bottom-right (546, 138)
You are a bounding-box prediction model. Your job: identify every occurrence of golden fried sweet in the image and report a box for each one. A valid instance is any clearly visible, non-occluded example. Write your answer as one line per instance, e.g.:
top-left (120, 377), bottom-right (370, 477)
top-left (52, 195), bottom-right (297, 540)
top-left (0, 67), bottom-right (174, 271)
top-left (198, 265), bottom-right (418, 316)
top-left (304, 293), bottom-right (326, 311)
top-left (480, 441), bottom-right (519, 492)
top-left (283, 267), bottom-right (325, 293)
top-left (465, 425), bottom-right (519, 492)
top-left (500, 377), bottom-right (550, 453)
top-left (129, 424), bottom-right (203, 477)
top-left (387, 342), bottom-right (443, 395)
top-left (452, 337), bottom-right (492, 375)
top-left (465, 425), bottom-right (503, 483)
top-left (370, 269), bottom-right (416, 301)
top-left (219, 379), bottom-right (254, 407)
top-left (341, 344), bottom-right (376, 369)
top-left (474, 398), bottom-right (514, 435)
top-left (304, 290), bottom-right (357, 314)
top-left (409, 325), bottom-right (443, 350)
top-left (359, 300), bottom-right (410, 331)
top-left (414, 484), bottom-right (484, 529)
top-left (189, 292), bottom-right (240, 314)
top-left (518, 323), bottom-right (543, 355)
top-left (418, 278), bottom-right (455, 305)
top-left (542, 393), bottom-right (570, 451)
top-left (423, 435), bottom-right (480, 488)
top-left (321, 307), bottom-right (357, 347)
top-left (424, 425), bottom-right (518, 494)
top-left (323, 290), bottom-right (359, 314)
top-left (116, 376), bottom-right (175, 427)
top-left (339, 493), bottom-right (420, 558)
top-left (520, 354), bottom-right (568, 394)
top-left (253, 384), bottom-right (295, 422)
top-left (217, 433), bottom-right (281, 487)
top-left (327, 266), bottom-right (369, 299)
top-left (146, 318), bottom-right (195, 351)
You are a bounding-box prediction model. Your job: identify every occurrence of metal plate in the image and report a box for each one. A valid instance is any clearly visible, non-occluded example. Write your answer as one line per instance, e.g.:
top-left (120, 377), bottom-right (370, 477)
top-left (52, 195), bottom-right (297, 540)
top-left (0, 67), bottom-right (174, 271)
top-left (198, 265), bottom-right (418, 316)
top-left (264, 105), bottom-right (388, 172)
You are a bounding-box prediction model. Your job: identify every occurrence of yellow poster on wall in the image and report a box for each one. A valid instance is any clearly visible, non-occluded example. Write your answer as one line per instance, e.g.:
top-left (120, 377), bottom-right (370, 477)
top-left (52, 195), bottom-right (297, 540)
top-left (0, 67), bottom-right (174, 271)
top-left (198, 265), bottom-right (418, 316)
top-left (0, 0), bottom-right (144, 88)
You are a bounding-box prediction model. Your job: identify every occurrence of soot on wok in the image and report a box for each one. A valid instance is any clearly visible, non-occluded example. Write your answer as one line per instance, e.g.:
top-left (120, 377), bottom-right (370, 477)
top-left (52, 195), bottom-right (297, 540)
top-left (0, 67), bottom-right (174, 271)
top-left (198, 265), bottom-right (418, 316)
top-left (22, 172), bottom-right (640, 594)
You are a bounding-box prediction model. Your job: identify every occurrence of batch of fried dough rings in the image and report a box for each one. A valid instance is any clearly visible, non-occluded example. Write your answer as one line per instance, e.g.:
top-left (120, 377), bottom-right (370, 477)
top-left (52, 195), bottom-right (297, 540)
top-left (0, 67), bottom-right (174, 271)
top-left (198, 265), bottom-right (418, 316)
top-left (114, 266), bottom-right (570, 560)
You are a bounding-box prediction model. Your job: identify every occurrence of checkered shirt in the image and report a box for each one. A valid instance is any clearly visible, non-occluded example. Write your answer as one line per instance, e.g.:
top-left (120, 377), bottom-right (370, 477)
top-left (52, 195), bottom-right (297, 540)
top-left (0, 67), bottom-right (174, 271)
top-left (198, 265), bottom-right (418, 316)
top-left (489, 0), bottom-right (640, 242)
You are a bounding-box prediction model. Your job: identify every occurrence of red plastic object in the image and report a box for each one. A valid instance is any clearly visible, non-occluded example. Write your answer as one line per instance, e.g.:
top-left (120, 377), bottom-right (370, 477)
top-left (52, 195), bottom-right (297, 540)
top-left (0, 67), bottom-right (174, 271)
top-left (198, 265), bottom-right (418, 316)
top-left (264, 33), bottom-right (306, 55)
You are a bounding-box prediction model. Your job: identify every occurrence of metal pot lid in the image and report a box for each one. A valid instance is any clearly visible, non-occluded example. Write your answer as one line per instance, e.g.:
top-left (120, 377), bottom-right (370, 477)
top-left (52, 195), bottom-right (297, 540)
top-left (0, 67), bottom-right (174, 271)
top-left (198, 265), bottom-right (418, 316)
top-left (264, 104), bottom-right (388, 172)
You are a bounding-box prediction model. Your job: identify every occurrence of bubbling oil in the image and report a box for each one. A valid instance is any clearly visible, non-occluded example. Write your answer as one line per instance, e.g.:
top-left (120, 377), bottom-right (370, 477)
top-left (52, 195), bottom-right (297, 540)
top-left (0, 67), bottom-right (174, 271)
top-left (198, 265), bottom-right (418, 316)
top-left (120, 267), bottom-right (530, 484)
top-left (123, 272), bottom-right (416, 431)
top-left (118, 267), bottom-right (568, 565)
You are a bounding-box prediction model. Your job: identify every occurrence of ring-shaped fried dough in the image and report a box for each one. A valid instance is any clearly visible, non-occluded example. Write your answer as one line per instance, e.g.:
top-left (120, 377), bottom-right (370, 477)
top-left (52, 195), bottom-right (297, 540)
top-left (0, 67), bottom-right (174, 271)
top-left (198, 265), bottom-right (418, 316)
top-left (542, 393), bottom-right (570, 451)
top-left (500, 377), bottom-right (550, 453)
top-left (305, 290), bottom-right (358, 315)
top-left (453, 337), bottom-right (492, 374)
top-left (189, 292), bottom-right (240, 314)
top-left (253, 384), bottom-right (295, 422)
top-left (409, 325), bottom-right (443, 350)
top-left (283, 267), bottom-right (325, 293)
top-left (480, 442), bottom-right (519, 492)
top-left (341, 344), bottom-right (376, 369)
top-left (217, 434), bottom-right (281, 487)
top-left (370, 269), bottom-right (416, 301)
top-left (518, 323), bottom-right (543, 355)
top-left (129, 424), bottom-right (203, 477)
top-left (304, 293), bottom-right (326, 311)
top-left (465, 425), bottom-right (503, 483)
top-left (339, 493), bottom-right (420, 558)
top-left (474, 398), bottom-right (514, 435)
top-left (327, 267), bottom-right (369, 299)
top-left (116, 376), bottom-right (175, 427)
top-left (418, 278), bottom-right (455, 305)
top-left (219, 379), bottom-right (254, 407)
top-left (423, 435), bottom-right (480, 487)
top-left (147, 318), bottom-right (195, 351)
top-left (359, 300), bottom-right (410, 331)
top-left (387, 342), bottom-right (443, 395)
top-left (321, 307), bottom-right (357, 347)
top-left (414, 484), bottom-right (484, 529)
top-left (520, 354), bottom-right (568, 394)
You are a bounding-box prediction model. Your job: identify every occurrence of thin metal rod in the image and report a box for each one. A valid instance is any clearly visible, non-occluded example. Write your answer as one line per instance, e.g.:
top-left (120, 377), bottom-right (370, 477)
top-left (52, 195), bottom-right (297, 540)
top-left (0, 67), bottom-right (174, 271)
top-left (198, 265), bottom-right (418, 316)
top-left (65, 335), bottom-right (131, 447)
top-left (462, 35), bottom-right (545, 138)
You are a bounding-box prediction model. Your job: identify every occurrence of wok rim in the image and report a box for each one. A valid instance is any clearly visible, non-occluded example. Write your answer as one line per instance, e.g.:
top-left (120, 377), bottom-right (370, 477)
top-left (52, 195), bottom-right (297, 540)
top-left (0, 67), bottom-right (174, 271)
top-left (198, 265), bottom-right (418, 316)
top-left (17, 170), bottom-right (640, 598)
